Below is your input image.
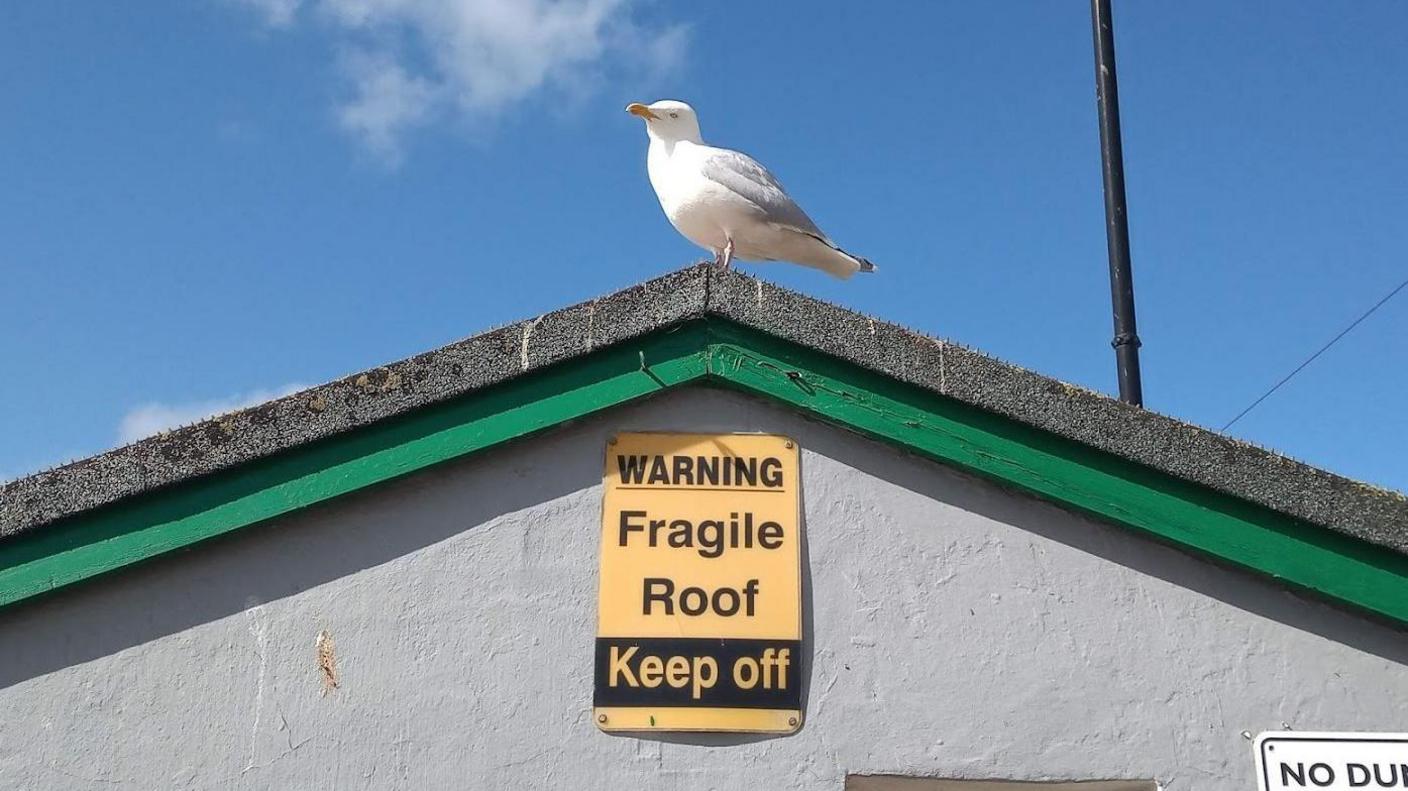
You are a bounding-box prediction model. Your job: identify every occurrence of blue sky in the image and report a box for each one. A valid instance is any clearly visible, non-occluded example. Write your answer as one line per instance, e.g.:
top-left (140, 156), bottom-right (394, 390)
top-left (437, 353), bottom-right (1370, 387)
top-left (2, 1), bottom-right (1405, 492)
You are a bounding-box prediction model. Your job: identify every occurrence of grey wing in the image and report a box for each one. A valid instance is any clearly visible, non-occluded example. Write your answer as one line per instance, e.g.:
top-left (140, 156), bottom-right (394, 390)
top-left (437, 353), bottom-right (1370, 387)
top-left (700, 149), bottom-right (829, 242)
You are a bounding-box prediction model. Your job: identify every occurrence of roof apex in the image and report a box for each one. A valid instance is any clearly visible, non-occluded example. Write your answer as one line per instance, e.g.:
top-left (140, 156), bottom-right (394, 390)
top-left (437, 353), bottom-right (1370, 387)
top-left (4, 263), bottom-right (1406, 556)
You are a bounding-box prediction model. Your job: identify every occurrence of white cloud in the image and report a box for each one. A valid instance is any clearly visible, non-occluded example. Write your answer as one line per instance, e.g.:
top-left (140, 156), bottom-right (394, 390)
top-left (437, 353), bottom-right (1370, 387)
top-left (233, 0), bottom-right (687, 163)
top-left (337, 51), bottom-right (439, 164)
top-left (117, 384), bottom-right (308, 445)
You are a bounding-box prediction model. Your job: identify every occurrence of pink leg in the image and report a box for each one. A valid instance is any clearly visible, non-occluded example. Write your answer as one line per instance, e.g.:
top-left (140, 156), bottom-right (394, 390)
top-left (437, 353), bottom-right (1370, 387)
top-left (720, 237), bottom-right (735, 269)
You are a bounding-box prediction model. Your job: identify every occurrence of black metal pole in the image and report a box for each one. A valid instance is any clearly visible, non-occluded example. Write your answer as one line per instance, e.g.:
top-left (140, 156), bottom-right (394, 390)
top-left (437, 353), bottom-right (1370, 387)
top-left (1090, 0), bottom-right (1144, 406)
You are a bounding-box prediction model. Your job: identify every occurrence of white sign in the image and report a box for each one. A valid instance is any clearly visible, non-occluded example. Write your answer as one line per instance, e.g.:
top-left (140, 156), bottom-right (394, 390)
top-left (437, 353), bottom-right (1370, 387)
top-left (1255, 732), bottom-right (1408, 790)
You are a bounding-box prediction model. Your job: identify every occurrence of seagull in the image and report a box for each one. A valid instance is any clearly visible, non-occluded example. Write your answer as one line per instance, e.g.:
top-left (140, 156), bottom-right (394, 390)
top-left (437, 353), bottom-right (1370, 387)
top-left (626, 100), bottom-right (876, 280)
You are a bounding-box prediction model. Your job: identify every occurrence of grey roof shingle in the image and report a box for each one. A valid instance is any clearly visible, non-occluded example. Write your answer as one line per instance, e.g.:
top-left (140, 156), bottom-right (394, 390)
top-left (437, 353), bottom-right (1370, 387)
top-left (3, 264), bottom-right (1406, 554)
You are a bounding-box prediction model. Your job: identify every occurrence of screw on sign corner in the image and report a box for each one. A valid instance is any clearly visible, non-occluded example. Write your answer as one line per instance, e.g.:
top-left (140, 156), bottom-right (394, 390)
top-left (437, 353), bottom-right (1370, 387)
top-left (788, 716), bottom-right (799, 727)
top-left (597, 713), bottom-right (608, 724)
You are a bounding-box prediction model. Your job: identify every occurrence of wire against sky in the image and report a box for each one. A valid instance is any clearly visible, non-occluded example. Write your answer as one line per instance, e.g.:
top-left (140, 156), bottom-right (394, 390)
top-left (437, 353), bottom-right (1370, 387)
top-left (1221, 275), bottom-right (1408, 432)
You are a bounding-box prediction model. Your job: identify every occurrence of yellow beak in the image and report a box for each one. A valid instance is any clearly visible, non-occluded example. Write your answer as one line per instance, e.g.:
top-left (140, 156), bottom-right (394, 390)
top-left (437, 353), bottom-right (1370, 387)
top-left (626, 103), bottom-right (659, 120)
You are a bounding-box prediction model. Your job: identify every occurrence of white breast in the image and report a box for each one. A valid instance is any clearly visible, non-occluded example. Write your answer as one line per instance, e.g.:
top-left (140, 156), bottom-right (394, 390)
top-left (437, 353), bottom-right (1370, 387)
top-left (646, 140), bottom-right (762, 254)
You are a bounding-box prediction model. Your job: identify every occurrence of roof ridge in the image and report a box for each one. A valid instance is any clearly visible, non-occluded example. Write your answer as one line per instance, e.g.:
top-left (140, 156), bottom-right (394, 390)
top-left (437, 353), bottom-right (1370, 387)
top-left (3, 263), bottom-right (1405, 556)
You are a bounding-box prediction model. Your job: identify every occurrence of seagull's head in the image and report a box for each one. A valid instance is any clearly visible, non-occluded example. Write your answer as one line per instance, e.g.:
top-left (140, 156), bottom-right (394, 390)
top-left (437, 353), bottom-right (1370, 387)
top-left (626, 100), bottom-right (701, 144)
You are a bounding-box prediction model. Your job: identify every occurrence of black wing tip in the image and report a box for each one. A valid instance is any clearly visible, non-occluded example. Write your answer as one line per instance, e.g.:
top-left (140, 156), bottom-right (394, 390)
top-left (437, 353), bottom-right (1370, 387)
top-left (815, 235), bottom-right (877, 275)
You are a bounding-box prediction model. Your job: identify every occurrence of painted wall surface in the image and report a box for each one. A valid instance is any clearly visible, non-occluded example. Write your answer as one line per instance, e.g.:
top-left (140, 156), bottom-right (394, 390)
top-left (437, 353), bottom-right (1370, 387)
top-left (1, 388), bottom-right (1404, 790)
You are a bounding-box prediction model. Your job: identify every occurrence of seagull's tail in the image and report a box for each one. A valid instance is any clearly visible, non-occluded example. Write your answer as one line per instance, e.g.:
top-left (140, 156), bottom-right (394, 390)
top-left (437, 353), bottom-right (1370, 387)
top-left (827, 245), bottom-right (877, 279)
top-left (783, 228), bottom-right (878, 279)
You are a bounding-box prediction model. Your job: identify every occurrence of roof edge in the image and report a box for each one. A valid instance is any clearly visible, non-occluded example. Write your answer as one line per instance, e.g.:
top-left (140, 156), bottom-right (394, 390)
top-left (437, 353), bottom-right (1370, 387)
top-left (1, 317), bottom-right (1405, 624)
top-left (0, 265), bottom-right (715, 538)
top-left (3, 263), bottom-right (1406, 554)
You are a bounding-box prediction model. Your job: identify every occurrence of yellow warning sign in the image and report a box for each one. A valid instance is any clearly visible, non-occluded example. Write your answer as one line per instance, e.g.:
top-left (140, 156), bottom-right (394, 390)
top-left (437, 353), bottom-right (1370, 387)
top-left (594, 432), bottom-right (802, 733)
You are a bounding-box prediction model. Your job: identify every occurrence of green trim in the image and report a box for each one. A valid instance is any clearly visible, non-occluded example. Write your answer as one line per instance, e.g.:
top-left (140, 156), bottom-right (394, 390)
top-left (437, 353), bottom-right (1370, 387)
top-left (705, 323), bottom-right (1408, 626)
top-left (3, 319), bottom-right (1406, 625)
top-left (0, 325), bottom-right (712, 608)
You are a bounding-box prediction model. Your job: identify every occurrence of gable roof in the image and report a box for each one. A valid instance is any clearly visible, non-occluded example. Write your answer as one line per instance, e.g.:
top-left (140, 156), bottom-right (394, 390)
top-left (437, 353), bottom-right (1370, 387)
top-left (2, 264), bottom-right (1406, 622)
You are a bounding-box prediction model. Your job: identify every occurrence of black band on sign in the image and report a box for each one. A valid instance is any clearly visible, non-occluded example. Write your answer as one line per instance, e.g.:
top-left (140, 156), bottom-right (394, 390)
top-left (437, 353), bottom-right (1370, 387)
top-left (593, 637), bottom-right (803, 709)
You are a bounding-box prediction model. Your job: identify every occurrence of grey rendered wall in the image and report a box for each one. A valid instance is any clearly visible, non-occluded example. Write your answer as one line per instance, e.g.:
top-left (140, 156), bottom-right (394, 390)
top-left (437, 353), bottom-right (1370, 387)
top-left (1, 388), bottom-right (1404, 790)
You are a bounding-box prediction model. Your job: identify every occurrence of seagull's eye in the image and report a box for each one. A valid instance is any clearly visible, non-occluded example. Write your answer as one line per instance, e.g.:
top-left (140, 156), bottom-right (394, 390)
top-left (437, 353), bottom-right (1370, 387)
top-left (670, 112), bottom-right (679, 119)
